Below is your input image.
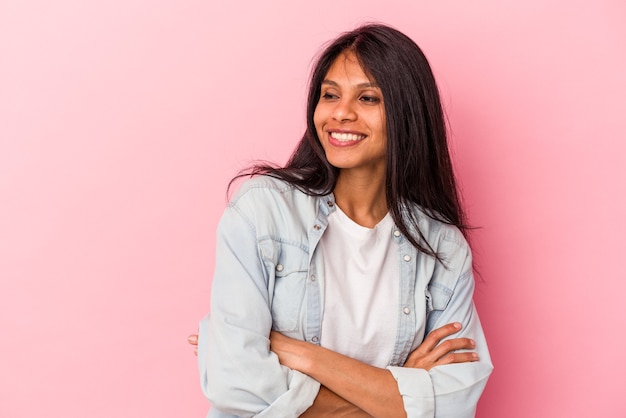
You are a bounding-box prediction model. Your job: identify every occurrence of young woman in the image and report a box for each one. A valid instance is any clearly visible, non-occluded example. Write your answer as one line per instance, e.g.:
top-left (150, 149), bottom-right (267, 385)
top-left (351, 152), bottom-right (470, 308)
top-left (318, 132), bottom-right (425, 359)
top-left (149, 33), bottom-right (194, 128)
top-left (191, 23), bottom-right (493, 418)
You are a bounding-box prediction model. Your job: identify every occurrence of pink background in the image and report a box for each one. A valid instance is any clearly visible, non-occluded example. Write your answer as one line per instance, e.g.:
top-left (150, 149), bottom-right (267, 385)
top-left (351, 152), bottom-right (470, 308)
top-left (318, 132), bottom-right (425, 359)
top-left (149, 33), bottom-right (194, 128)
top-left (1, 0), bottom-right (625, 417)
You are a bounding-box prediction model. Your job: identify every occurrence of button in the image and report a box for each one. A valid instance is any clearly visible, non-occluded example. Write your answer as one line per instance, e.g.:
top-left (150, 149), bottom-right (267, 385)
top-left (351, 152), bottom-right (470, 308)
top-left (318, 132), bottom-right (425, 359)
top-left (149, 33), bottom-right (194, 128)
top-left (311, 336), bottom-right (319, 343)
top-left (314, 224), bottom-right (321, 230)
top-left (327, 201), bottom-right (334, 207)
top-left (403, 307), bottom-right (411, 315)
top-left (393, 230), bottom-right (401, 237)
top-left (276, 264), bottom-right (284, 272)
top-left (310, 274), bottom-right (316, 281)
top-left (403, 255), bottom-right (411, 262)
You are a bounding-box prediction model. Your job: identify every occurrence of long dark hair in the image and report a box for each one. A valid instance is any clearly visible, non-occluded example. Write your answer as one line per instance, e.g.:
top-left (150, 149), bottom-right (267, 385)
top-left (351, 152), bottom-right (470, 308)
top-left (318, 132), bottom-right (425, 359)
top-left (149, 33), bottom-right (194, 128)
top-left (235, 23), bottom-right (468, 261)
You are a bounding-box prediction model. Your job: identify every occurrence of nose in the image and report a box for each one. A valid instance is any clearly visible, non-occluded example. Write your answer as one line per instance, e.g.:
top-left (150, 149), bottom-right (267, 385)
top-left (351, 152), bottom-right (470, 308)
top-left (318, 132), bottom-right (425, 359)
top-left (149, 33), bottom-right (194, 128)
top-left (332, 98), bottom-right (357, 122)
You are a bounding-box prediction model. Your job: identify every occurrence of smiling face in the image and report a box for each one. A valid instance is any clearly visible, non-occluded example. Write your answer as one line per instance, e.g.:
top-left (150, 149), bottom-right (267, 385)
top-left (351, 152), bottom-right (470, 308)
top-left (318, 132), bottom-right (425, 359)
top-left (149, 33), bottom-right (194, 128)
top-left (313, 51), bottom-right (387, 180)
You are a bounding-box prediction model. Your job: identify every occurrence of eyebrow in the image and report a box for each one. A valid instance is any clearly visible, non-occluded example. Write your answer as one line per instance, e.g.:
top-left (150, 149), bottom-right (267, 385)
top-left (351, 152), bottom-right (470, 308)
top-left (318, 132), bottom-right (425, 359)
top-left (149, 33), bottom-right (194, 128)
top-left (321, 79), bottom-right (380, 89)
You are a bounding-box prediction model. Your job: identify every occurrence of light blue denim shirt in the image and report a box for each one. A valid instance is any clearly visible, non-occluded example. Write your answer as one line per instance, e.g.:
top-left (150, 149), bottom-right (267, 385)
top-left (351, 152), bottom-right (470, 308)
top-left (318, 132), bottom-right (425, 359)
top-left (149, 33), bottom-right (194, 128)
top-left (198, 176), bottom-right (493, 418)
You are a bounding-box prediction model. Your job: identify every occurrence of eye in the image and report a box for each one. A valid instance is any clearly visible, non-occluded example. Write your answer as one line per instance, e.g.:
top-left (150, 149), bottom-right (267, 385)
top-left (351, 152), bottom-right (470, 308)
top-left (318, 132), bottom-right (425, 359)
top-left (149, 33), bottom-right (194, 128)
top-left (360, 95), bottom-right (381, 104)
top-left (321, 92), bottom-right (339, 100)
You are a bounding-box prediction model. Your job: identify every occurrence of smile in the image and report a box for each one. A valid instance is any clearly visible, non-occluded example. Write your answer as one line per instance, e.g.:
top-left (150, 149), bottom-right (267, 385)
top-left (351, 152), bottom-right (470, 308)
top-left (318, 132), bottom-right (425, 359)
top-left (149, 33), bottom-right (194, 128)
top-left (329, 132), bottom-right (366, 142)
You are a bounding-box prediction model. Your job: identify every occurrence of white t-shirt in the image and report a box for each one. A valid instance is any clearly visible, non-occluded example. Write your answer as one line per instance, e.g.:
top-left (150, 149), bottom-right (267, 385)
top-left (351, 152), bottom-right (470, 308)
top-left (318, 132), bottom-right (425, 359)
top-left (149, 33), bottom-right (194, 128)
top-left (319, 205), bottom-right (399, 367)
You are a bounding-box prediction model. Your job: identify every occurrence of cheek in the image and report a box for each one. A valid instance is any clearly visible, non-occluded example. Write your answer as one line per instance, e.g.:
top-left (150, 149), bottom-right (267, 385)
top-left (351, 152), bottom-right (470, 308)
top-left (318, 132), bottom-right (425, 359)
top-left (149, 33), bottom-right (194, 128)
top-left (378, 109), bottom-right (386, 134)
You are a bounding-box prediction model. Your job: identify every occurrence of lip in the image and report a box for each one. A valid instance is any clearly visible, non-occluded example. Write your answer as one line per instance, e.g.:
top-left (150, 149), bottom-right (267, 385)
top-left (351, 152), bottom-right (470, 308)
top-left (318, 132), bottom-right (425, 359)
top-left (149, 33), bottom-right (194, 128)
top-left (325, 129), bottom-right (367, 147)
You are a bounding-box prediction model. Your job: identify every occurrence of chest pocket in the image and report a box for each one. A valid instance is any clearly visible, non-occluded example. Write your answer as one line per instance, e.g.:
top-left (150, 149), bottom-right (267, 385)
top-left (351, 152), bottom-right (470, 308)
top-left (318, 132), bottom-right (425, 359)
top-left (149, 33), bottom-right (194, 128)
top-left (425, 281), bottom-right (453, 332)
top-left (259, 240), bottom-right (309, 332)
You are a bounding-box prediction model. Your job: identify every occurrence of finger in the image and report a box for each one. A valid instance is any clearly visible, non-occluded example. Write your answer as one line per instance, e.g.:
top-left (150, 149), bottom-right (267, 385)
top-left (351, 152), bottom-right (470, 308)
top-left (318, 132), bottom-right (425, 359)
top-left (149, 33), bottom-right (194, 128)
top-left (435, 351), bottom-right (479, 366)
top-left (429, 337), bottom-right (476, 361)
top-left (187, 334), bottom-right (198, 346)
top-left (409, 337), bottom-right (474, 367)
top-left (420, 322), bottom-right (462, 352)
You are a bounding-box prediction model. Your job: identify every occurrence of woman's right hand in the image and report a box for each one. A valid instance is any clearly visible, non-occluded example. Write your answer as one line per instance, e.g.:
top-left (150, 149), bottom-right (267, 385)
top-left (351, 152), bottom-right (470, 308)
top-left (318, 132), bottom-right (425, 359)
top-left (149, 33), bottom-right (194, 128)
top-left (187, 333), bottom-right (198, 356)
top-left (404, 322), bottom-right (478, 371)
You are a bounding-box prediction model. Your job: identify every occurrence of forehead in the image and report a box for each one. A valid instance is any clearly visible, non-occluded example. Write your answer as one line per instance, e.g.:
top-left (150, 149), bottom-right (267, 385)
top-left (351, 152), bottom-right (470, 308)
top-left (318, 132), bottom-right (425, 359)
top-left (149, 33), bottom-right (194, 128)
top-left (324, 51), bottom-right (377, 85)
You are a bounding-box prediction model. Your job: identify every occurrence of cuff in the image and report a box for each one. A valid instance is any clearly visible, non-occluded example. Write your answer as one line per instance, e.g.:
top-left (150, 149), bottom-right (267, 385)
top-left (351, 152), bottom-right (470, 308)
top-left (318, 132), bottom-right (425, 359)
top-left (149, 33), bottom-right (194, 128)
top-left (254, 370), bottom-right (320, 417)
top-left (387, 366), bottom-right (435, 418)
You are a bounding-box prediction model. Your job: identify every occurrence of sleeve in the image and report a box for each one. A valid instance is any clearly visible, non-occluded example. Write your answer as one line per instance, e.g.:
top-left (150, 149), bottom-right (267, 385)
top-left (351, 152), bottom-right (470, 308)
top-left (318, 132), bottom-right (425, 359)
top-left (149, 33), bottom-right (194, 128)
top-left (387, 234), bottom-right (493, 418)
top-left (197, 203), bottom-right (320, 417)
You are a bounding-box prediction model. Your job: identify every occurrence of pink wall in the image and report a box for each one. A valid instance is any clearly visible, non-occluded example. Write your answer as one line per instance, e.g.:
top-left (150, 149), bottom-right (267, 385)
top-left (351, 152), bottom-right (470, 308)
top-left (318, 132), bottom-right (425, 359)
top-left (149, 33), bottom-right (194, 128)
top-left (1, 1), bottom-right (625, 417)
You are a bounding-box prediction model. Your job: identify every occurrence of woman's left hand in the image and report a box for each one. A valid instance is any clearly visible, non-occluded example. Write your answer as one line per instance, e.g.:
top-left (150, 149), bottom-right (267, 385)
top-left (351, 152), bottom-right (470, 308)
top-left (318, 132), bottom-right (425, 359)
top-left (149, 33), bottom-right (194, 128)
top-left (404, 323), bottom-right (477, 370)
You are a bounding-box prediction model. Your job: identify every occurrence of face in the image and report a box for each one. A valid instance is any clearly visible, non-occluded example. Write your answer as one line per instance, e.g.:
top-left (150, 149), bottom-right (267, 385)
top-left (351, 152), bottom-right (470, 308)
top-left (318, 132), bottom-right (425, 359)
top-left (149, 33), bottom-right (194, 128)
top-left (314, 51), bottom-right (387, 179)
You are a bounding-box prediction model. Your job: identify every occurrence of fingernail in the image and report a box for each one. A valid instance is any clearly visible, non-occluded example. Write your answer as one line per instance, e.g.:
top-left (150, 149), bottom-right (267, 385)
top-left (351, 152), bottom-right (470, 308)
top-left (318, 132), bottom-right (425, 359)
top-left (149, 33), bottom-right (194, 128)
top-left (453, 322), bottom-right (462, 330)
top-left (472, 353), bottom-right (479, 360)
top-left (469, 339), bottom-right (475, 346)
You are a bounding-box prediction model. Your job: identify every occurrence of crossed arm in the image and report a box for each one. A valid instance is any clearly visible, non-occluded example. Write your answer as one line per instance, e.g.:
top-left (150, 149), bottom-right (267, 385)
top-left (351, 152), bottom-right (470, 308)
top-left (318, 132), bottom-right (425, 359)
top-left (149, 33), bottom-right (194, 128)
top-left (192, 204), bottom-right (490, 417)
top-left (189, 322), bottom-right (477, 418)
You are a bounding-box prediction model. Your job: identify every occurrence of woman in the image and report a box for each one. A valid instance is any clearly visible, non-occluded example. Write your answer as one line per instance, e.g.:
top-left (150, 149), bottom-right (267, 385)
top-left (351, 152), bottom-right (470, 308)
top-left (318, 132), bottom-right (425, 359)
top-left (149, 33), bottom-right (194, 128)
top-left (191, 23), bottom-right (493, 417)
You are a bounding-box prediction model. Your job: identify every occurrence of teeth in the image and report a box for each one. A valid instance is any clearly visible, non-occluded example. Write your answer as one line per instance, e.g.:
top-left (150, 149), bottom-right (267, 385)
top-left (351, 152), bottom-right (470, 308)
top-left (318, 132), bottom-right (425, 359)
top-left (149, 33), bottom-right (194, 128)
top-left (330, 132), bottom-right (365, 142)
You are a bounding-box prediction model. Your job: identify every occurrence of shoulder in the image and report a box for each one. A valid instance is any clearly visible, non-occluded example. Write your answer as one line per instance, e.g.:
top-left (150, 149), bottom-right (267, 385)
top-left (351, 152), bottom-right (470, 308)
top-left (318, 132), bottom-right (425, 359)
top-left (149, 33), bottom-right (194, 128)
top-left (232, 175), bottom-right (296, 197)
top-left (229, 176), bottom-right (313, 208)
top-left (226, 175), bottom-right (323, 231)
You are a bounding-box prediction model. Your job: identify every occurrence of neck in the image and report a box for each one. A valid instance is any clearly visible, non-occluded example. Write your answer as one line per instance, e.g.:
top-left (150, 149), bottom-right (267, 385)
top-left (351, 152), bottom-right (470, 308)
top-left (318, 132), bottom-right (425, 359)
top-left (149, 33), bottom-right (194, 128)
top-left (333, 170), bottom-right (388, 228)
